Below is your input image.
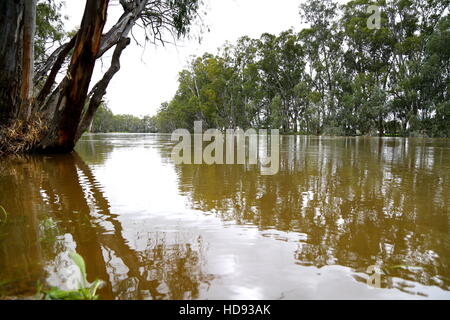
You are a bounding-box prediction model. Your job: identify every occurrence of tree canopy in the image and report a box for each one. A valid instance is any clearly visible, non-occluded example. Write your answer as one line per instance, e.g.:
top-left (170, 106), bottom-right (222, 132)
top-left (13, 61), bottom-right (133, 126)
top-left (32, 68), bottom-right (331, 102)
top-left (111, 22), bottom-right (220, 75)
top-left (155, 0), bottom-right (449, 137)
top-left (90, 104), bottom-right (157, 133)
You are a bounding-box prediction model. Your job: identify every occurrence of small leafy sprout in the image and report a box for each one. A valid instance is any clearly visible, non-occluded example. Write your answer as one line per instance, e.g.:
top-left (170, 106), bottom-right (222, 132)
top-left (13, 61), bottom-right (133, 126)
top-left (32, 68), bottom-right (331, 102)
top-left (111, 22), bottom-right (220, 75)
top-left (40, 252), bottom-right (104, 300)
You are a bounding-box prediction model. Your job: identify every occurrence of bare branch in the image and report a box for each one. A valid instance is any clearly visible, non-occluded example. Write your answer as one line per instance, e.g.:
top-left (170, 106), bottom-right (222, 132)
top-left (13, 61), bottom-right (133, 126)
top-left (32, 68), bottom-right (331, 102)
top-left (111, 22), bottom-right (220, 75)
top-left (34, 34), bottom-right (78, 107)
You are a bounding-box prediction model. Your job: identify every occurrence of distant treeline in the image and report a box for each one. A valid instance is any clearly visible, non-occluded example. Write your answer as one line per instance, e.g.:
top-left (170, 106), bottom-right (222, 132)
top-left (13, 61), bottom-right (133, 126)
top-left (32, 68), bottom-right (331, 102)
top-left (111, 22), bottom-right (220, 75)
top-left (153, 0), bottom-right (449, 137)
top-left (90, 104), bottom-right (157, 133)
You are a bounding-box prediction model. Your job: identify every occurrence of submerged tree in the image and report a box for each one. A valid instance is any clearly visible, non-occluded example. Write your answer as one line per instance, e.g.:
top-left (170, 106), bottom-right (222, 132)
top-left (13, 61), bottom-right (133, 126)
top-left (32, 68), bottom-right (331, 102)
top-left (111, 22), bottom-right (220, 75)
top-left (0, 0), bottom-right (202, 154)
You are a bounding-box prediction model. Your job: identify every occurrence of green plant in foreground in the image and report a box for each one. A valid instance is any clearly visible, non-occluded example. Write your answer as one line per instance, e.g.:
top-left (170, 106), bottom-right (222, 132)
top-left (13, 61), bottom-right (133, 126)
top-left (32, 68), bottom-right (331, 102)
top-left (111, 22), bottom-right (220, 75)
top-left (38, 252), bottom-right (104, 300)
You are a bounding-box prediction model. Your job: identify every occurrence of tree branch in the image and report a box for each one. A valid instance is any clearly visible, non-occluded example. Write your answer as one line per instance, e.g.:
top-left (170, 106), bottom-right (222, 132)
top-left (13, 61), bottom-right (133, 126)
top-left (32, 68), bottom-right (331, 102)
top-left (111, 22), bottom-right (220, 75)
top-left (34, 34), bottom-right (78, 107)
top-left (75, 37), bottom-right (131, 141)
top-left (34, 0), bottom-right (149, 87)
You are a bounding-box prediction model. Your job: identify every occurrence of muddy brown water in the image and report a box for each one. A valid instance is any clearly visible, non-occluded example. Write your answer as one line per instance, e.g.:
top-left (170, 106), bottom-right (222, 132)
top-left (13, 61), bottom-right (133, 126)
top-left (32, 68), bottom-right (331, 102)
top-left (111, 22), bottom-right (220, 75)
top-left (0, 134), bottom-right (449, 299)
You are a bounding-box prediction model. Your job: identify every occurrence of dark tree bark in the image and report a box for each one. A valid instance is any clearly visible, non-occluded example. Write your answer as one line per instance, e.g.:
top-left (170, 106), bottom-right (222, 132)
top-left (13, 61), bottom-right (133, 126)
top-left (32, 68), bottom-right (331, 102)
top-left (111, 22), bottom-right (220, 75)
top-left (0, 0), bottom-right (36, 123)
top-left (0, 0), bottom-right (200, 154)
top-left (76, 37), bottom-right (131, 142)
top-left (36, 0), bottom-right (110, 153)
top-left (19, 0), bottom-right (37, 121)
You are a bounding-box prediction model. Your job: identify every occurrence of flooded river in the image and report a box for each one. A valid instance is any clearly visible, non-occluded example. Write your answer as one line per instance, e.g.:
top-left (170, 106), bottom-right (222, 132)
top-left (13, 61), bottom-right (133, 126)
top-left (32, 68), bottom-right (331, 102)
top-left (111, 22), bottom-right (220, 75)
top-left (0, 134), bottom-right (449, 299)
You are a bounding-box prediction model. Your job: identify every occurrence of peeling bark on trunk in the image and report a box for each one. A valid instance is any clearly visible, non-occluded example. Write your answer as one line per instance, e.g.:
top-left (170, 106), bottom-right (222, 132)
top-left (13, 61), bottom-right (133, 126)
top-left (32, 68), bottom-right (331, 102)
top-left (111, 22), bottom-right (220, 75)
top-left (35, 0), bottom-right (149, 88)
top-left (0, 0), bottom-right (36, 124)
top-left (76, 37), bottom-right (131, 142)
top-left (0, 0), bottom-right (160, 154)
top-left (34, 0), bottom-right (150, 152)
top-left (18, 0), bottom-right (37, 121)
top-left (37, 0), bottom-right (110, 153)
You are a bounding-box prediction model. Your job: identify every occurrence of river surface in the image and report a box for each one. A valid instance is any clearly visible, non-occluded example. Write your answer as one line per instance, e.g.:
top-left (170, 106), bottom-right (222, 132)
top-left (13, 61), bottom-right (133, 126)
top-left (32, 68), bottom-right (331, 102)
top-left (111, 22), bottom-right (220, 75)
top-left (0, 134), bottom-right (449, 299)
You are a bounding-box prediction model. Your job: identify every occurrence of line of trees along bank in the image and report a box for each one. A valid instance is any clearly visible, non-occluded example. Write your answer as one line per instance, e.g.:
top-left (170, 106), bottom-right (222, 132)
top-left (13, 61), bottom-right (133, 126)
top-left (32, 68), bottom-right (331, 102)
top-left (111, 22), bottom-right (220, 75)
top-left (154, 0), bottom-right (450, 137)
top-left (90, 104), bottom-right (157, 133)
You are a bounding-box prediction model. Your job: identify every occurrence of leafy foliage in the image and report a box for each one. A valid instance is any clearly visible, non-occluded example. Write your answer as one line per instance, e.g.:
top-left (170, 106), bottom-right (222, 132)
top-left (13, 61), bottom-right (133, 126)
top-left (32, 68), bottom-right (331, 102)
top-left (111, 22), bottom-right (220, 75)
top-left (38, 252), bottom-right (104, 300)
top-left (35, 0), bottom-right (68, 67)
top-left (91, 103), bottom-right (157, 133)
top-left (155, 0), bottom-right (449, 137)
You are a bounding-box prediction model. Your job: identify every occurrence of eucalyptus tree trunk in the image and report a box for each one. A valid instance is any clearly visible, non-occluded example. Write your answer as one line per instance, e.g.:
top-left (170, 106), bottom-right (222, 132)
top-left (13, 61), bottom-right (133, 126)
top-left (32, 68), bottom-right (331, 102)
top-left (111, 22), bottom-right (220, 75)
top-left (0, 0), bottom-right (36, 123)
top-left (0, 0), bottom-right (197, 154)
top-left (0, 0), bottom-right (110, 153)
top-left (36, 0), bottom-right (110, 152)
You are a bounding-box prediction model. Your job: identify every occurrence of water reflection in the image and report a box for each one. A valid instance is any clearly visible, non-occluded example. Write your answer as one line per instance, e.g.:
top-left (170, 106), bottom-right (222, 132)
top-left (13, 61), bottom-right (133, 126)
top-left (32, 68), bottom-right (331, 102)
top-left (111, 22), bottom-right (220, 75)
top-left (0, 151), bottom-right (212, 299)
top-left (0, 134), bottom-right (449, 299)
top-left (164, 136), bottom-right (450, 293)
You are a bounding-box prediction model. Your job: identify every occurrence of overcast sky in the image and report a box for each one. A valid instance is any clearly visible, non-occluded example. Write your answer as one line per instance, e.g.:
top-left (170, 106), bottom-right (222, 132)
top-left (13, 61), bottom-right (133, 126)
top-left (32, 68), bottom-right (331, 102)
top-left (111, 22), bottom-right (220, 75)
top-left (63, 0), bottom-right (307, 117)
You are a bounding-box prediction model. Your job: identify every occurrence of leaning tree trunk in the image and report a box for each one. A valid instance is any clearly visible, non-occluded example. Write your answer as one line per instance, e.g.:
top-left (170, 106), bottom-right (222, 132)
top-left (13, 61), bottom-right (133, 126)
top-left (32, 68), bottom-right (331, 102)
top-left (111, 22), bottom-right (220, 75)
top-left (0, 0), bottom-right (164, 155)
top-left (36, 0), bottom-right (148, 153)
top-left (36, 0), bottom-right (110, 153)
top-left (0, 0), bottom-right (36, 124)
top-left (0, 0), bottom-right (110, 154)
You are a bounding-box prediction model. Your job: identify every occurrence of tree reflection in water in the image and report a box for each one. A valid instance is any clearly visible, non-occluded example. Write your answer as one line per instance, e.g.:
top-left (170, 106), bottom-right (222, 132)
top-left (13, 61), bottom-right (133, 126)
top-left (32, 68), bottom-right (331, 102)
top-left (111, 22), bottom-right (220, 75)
top-left (0, 152), bottom-right (213, 299)
top-left (162, 136), bottom-right (450, 293)
top-left (0, 135), bottom-right (449, 299)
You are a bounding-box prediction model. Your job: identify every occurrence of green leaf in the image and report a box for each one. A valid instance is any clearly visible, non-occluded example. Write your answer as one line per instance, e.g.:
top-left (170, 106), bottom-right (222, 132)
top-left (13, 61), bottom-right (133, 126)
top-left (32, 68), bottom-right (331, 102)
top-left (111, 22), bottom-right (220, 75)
top-left (89, 279), bottom-right (104, 298)
top-left (69, 251), bottom-right (88, 287)
top-left (44, 287), bottom-right (84, 300)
